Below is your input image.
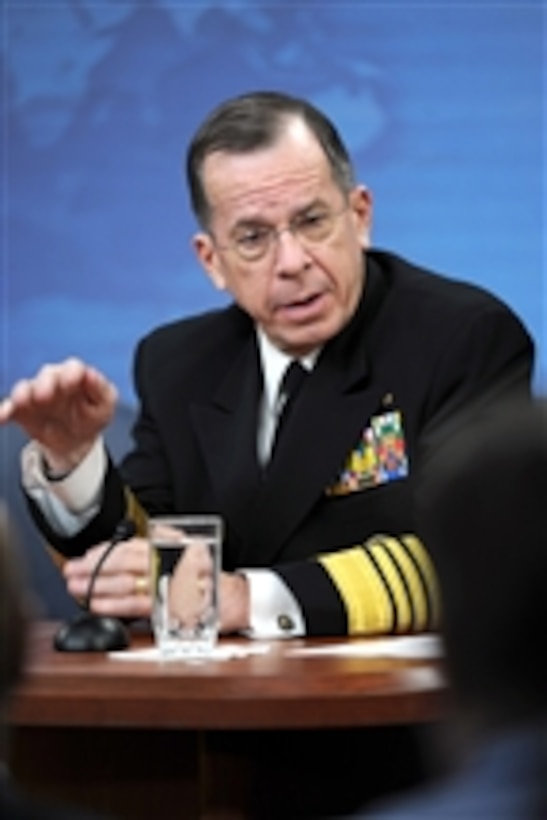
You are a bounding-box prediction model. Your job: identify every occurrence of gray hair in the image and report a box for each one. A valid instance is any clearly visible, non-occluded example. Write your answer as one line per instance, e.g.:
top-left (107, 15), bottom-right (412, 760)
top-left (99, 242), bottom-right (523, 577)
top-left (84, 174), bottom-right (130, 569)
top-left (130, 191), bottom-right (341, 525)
top-left (186, 90), bottom-right (356, 229)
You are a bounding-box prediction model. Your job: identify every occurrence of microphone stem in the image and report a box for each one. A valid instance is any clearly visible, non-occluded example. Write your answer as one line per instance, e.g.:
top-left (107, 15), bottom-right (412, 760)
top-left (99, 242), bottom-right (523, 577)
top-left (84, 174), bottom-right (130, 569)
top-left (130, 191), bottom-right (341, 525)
top-left (84, 520), bottom-right (136, 611)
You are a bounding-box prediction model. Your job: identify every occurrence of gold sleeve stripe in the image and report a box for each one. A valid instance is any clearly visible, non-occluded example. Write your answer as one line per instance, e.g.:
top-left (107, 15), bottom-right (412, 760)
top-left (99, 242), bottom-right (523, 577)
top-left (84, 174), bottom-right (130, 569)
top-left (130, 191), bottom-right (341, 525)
top-left (400, 534), bottom-right (442, 629)
top-left (124, 487), bottom-right (149, 536)
top-left (368, 539), bottom-right (414, 632)
top-left (318, 547), bottom-right (395, 634)
top-left (361, 548), bottom-right (398, 631)
top-left (368, 535), bottom-right (440, 632)
top-left (318, 535), bottom-right (441, 636)
top-left (374, 537), bottom-right (433, 630)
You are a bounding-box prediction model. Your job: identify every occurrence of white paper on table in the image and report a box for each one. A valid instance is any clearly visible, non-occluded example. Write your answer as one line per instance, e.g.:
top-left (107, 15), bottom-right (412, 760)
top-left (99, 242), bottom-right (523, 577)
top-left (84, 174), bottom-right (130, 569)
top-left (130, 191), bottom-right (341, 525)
top-left (286, 634), bottom-right (443, 660)
top-left (108, 643), bottom-right (272, 662)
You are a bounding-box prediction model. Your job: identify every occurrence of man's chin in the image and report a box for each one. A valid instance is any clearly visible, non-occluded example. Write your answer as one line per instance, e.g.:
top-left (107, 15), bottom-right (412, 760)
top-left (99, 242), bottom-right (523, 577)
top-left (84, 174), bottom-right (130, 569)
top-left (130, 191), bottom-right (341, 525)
top-left (269, 322), bottom-right (338, 357)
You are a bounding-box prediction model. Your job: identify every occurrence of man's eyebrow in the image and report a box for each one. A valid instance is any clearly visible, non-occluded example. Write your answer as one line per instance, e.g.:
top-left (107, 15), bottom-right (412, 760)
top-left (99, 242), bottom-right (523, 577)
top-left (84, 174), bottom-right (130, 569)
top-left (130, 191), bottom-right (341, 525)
top-left (230, 216), bottom-right (270, 235)
top-left (293, 198), bottom-right (328, 215)
top-left (233, 215), bottom-right (268, 226)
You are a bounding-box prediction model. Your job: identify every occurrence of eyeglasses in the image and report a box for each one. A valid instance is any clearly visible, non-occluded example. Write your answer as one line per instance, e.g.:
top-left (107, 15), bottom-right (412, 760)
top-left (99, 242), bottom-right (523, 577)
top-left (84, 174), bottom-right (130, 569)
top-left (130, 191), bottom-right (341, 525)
top-left (213, 204), bottom-right (348, 263)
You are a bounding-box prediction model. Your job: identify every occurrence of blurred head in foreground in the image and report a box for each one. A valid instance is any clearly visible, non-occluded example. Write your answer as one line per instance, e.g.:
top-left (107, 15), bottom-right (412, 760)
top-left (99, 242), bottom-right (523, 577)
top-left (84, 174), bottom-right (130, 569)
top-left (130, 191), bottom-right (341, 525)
top-left (0, 502), bottom-right (27, 714)
top-left (416, 397), bottom-right (547, 732)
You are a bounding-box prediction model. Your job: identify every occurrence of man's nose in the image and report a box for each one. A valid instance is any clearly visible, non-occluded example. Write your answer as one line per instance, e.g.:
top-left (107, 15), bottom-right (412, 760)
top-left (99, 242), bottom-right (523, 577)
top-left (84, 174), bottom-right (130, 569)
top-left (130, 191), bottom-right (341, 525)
top-left (272, 226), bottom-right (312, 275)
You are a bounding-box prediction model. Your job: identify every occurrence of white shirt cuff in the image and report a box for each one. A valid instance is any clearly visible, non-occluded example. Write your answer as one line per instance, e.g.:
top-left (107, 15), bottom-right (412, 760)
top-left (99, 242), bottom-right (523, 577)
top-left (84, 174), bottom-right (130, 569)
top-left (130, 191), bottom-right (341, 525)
top-left (21, 438), bottom-right (106, 536)
top-left (240, 568), bottom-right (306, 639)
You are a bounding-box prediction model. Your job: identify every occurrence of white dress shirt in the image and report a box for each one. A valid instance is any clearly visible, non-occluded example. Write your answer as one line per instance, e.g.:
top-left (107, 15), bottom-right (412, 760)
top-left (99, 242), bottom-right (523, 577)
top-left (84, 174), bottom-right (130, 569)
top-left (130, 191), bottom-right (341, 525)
top-left (22, 329), bottom-right (320, 639)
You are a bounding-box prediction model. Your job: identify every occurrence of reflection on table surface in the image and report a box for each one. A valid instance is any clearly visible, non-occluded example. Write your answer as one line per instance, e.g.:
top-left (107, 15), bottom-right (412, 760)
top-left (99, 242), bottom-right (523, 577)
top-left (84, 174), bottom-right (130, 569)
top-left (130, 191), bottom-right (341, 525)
top-left (10, 620), bottom-right (447, 730)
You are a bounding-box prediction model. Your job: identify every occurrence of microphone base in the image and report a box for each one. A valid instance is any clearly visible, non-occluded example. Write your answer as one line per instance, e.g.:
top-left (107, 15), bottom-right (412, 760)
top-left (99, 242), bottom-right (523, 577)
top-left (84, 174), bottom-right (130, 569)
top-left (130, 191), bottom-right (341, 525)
top-left (54, 613), bottom-right (130, 652)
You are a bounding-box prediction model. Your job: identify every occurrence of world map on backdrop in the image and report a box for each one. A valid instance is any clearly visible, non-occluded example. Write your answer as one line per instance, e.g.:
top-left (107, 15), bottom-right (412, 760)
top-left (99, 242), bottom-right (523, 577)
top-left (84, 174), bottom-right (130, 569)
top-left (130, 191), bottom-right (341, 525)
top-left (3, 0), bottom-right (545, 404)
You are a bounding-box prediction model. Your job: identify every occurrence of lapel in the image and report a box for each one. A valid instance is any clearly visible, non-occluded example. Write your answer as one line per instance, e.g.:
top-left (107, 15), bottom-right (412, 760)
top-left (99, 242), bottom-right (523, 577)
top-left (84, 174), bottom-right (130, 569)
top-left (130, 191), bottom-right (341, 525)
top-left (191, 337), bottom-right (264, 550)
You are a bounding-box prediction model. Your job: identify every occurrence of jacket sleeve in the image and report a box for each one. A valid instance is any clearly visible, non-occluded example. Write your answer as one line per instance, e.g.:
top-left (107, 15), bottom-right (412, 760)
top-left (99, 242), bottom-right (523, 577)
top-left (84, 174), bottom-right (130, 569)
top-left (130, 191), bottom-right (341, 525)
top-left (275, 533), bottom-right (440, 636)
top-left (24, 454), bottom-right (149, 559)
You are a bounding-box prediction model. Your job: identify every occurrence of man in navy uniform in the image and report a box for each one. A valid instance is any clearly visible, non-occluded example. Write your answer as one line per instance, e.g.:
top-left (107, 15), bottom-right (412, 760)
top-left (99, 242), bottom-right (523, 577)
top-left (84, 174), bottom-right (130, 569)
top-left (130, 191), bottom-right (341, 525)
top-left (0, 90), bottom-right (534, 815)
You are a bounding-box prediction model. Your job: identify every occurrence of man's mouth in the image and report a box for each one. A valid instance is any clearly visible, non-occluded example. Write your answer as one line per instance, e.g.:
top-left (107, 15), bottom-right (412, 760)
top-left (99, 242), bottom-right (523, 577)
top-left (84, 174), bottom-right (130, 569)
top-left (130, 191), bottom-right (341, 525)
top-left (277, 291), bottom-right (327, 321)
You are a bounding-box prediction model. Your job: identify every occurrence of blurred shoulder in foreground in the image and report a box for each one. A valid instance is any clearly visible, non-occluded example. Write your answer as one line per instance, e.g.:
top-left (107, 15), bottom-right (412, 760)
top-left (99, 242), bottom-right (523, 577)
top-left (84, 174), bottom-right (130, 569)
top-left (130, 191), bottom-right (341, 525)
top-left (358, 396), bottom-right (547, 819)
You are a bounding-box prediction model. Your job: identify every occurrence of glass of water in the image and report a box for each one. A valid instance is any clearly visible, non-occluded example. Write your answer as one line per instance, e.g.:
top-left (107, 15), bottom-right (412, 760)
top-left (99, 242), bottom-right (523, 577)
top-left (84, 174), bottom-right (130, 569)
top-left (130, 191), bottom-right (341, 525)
top-left (148, 515), bottom-right (222, 659)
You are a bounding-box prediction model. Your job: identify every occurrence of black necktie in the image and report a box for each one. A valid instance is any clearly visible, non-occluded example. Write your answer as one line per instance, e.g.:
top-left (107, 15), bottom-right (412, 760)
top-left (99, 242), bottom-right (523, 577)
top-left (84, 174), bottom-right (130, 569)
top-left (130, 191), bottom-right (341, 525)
top-left (269, 360), bottom-right (308, 462)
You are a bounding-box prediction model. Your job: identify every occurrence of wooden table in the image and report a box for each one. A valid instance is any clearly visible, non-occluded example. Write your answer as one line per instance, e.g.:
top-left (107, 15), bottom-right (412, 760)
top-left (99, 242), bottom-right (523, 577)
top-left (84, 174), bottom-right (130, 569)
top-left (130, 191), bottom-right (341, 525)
top-left (7, 621), bottom-right (447, 819)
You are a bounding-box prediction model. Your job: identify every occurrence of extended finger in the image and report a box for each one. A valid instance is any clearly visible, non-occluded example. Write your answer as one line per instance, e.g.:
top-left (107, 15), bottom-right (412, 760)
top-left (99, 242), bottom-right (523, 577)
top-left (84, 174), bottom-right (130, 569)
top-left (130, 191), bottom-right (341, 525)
top-left (68, 571), bottom-right (146, 600)
top-left (64, 537), bottom-right (149, 579)
top-left (7, 364), bottom-right (80, 419)
top-left (31, 362), bottom-right (80, 403)
top-left (27, 359), bottom-right (113, 412)
top-left (0, 396), bottom-right (14, 423)
top-left (1, 361), bottom-right (84, 417)
top-left (0, 378), bottom-right (52, 429)
top-left (66, 571), bottom-right (153, 614)
top-left (6, 378), bottom-right (35, 413)
top-left (55, 358), bottom-right (108, 400)
top-left (90, 593), bottom-right (152, 620)
top-left (80, 365), bottom-right (118, 408)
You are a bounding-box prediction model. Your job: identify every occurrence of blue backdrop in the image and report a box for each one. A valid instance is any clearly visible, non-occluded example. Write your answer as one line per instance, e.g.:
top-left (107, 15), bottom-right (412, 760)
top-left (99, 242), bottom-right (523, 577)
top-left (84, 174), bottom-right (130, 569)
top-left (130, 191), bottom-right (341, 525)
top-left (3, 1), bottom-right (545, 405)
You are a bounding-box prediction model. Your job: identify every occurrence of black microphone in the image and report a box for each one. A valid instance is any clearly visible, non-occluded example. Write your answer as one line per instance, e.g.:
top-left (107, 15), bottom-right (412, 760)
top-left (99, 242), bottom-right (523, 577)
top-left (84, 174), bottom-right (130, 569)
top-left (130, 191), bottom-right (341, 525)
top-left (54, 519), bottom-right (137, 652)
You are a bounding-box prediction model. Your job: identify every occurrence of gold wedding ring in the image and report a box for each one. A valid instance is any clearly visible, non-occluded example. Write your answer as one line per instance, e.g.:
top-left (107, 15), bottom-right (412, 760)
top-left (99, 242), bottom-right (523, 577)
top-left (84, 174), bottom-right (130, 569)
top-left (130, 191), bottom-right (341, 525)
top-left (133, 575), bottom-right (149, 595)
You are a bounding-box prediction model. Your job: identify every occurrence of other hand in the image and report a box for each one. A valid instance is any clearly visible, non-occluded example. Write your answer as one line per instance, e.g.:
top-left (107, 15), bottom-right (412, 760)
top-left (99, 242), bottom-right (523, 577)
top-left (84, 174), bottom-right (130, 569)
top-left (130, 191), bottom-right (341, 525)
top-left (63, 537), bottom-right (152, 619)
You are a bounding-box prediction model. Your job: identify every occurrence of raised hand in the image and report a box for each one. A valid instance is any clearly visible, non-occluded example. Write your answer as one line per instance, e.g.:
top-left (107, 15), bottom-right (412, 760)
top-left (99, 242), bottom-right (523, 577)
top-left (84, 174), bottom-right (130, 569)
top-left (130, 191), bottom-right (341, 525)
top-left (0, 357), bottom-right (118, 473)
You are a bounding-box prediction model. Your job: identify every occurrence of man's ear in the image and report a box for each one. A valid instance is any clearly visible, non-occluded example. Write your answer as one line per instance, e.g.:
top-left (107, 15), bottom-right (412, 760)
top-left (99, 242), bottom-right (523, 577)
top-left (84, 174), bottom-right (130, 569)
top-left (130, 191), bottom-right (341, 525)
top-left (192, 233), bottom-right (227, 290)
top-left (349, 185), bottom-right (373, 249)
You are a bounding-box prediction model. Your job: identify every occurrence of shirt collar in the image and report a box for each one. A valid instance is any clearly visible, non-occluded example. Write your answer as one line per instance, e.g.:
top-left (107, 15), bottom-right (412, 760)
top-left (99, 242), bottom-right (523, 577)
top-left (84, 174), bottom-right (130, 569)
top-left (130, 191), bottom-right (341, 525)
top-left (256, 328), bottom-right (320, 412)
